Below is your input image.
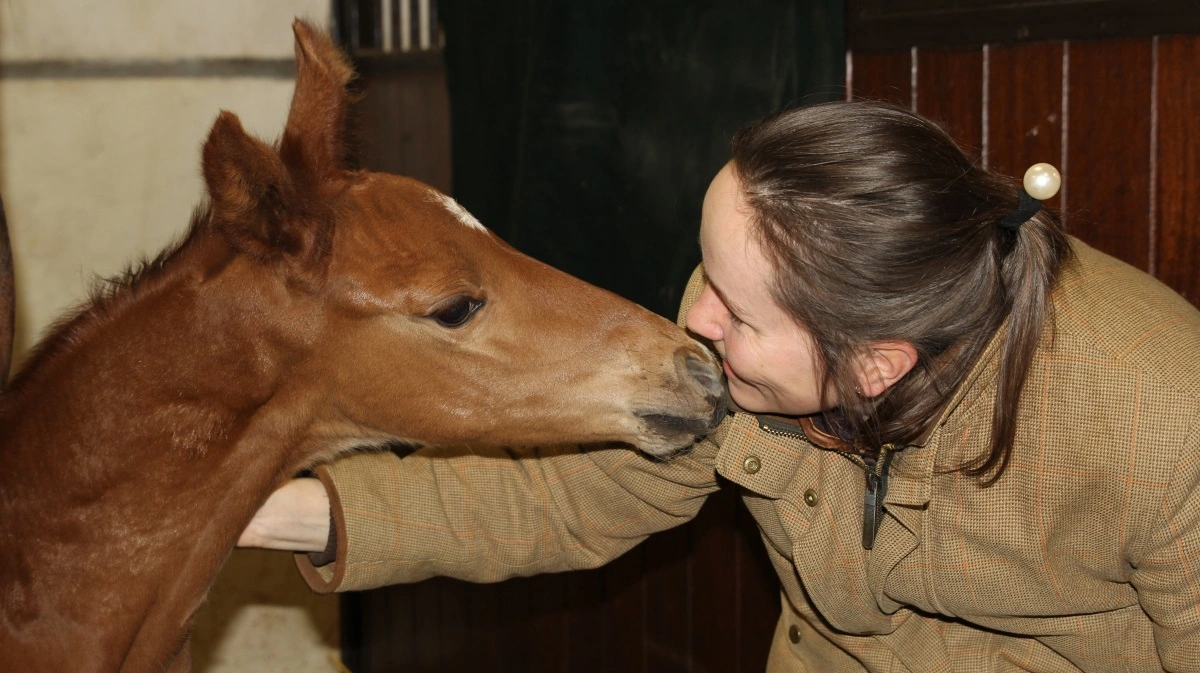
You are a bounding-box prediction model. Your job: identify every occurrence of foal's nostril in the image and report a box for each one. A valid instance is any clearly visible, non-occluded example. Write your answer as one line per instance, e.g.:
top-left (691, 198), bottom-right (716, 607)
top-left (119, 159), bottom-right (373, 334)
top-left (684, 353), bottom-right (725, 399)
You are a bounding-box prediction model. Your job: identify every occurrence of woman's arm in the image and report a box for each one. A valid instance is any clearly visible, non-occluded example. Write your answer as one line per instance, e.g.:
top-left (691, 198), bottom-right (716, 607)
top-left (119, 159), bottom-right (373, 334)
top-left (290, 439), bottom-right (722, 593)
top-left (238, 477), bottom-right (331, 552)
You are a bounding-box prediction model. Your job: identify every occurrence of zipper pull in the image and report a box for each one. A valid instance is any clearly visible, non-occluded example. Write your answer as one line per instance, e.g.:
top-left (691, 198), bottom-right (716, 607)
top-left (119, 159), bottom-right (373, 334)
top-left (861, 447), bottom-right (896, 550)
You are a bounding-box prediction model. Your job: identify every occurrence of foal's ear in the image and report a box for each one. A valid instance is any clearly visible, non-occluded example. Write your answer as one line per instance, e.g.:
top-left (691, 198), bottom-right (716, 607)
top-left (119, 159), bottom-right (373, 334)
top-left (199, 20), bottom-right (351, 285)
top-left (278, 19), bottom-right (356, 180)
top-left (202, 111), bottom-right (330, 280)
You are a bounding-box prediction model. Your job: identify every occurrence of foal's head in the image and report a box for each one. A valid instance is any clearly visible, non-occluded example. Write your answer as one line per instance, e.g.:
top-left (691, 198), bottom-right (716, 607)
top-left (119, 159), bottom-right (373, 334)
top-left (197, 20), bottom-right (723, 458)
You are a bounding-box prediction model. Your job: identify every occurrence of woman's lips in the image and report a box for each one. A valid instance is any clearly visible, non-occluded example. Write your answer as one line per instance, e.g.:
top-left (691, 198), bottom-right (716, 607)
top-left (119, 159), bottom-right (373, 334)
top-left (723, 360), bottom-right (739, 382)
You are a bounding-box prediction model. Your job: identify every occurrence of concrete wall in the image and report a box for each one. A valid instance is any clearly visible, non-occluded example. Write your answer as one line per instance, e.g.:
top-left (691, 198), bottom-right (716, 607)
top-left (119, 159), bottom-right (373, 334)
top-left (1, 2), bottom-right (342, 671)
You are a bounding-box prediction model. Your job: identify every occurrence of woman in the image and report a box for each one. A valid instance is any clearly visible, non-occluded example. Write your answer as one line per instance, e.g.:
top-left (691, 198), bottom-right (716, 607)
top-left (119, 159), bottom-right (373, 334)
top-left (243, 101), bottom-right (1200, 672)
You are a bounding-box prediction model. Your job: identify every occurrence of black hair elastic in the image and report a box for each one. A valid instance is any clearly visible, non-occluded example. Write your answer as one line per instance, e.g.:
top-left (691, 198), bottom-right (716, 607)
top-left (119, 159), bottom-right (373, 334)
top-left (997, 189), bottom-right (1041, 232)
top-left (998, 163), bottom-right (1061, 231)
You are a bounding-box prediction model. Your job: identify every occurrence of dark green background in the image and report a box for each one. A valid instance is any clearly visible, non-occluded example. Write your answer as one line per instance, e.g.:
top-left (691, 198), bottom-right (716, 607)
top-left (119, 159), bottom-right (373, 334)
top-left (439, 1), bottom-right (844, 317)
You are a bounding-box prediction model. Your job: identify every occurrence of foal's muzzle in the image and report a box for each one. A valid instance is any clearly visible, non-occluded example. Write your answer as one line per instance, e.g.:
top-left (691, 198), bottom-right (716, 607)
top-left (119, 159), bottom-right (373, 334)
top-left (635, 349), bottom-right (728, 442)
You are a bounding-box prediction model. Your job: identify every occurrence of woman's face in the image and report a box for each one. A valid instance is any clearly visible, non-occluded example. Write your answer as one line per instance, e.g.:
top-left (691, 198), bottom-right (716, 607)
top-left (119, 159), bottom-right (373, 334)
top-left (685, 163), bottom-right (833, 416)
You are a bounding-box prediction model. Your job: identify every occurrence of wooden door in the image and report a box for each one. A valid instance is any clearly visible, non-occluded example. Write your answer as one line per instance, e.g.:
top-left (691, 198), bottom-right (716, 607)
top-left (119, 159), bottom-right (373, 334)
top-left (847, 0), bottom-right (1200, 302)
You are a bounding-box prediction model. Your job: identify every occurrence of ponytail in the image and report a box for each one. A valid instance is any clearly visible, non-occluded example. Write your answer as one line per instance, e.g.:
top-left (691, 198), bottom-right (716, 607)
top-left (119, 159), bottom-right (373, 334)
top-left (969, 210), bottom-right (1071, 484)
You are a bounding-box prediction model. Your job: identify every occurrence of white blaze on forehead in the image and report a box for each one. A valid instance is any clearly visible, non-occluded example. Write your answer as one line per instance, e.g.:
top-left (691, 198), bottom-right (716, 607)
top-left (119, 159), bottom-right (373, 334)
top-left (431, 193), bottom-right (487, 233)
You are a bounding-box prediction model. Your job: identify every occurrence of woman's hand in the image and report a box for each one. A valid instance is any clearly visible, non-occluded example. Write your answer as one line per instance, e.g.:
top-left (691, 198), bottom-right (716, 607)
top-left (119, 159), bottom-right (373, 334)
top-left (237, 477), bottom-right (332, 552)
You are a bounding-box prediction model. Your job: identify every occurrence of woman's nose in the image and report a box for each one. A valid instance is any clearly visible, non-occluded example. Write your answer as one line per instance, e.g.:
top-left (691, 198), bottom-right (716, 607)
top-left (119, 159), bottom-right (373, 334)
top-left (685, 285), bottom-right (724, 342)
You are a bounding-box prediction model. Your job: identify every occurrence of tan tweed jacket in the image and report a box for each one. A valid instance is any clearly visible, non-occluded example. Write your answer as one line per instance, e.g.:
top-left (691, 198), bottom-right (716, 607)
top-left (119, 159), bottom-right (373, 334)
top-left (297, 239), bottom-right (1200, 672)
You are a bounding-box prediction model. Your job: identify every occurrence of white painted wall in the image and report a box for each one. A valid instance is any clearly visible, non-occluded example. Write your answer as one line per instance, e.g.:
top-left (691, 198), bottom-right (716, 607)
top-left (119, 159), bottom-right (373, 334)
top-left (1, 2), bottom-right (343, 671)
top-left (1, 0), bottom-right (328, 60)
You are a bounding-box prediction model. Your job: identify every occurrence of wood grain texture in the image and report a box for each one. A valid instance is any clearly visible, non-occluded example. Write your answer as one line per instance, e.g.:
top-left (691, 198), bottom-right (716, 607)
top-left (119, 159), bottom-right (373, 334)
top-left (604, 548), bottom-right (648, 673)
top-left (462, 582), bottom-right (503, 671)
top-left (985, 40), bottom-right (1064, 216)
top-left (642, 524), bottom-right (693, 673)
top-left (1065, 38), bottom-right (1154, 269)
top-left (736, 500), bottom-right (779, 673)
top-left (500, 577), bottom-right (539, 672)
top-left (564, 569), bottom-right (608, 672)
top-left (848, 0), bottom-right (1200, 52)
top-left (410, 578), bottom-right (444, 669)
top-left (352, 59), bottom-right (453, 194)
top-left (527, 573), bottom-right (569, 672)
top-left (1155, 34), bottom-right (1200, 303)
top-left (691, 487), bottom-right (741, 672)
top-left (848, 49), bottom-right (912, 107)
top-left (915, 47), bottom-right (984, 159)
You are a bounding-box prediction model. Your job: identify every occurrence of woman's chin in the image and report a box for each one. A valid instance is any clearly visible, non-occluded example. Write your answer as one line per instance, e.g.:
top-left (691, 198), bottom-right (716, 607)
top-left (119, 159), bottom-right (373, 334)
top-left (726, 384), bottom-right (770, 415)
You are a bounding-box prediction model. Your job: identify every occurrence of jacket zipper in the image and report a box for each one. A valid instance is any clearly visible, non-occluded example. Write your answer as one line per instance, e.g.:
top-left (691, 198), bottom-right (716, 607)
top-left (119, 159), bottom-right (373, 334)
top-left (756, 416), bottom-right (896, 550)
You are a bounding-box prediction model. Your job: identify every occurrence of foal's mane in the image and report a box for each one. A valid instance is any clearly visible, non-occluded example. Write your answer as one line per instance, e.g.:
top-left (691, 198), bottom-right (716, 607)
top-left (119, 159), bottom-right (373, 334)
top-left (3, 203), bottom-right (214, 398)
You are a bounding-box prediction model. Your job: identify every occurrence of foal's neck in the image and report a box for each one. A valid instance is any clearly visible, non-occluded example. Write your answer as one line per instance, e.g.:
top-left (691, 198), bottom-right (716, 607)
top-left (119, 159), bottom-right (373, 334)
top-left (3, 240), bottom-right (323, 548)
top-left (0, 241), bottom-right (330, 670)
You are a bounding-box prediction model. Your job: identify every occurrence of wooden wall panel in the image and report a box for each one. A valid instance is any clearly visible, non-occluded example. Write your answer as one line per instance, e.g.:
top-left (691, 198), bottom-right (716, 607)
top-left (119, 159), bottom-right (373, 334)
top-left (849, 0), bottom-right (1200, 52)
top-left (915, 48), bottom-right (984, 159)
top-left (1155, 34), bottom-right (1200, 303)
top-left (411, 579), bottom-right (443, 668)
top-left (463, 584), bottom-right (503, 671)
top-left (849, 49), bottom-right (912, 107)
top-left (1065, 39), bottom-right (1154, 269)
top-left (848, 34), bottom-right (1200, 299)
top-left (735, 500), bottom-right (779, 673)
top-left (985, 41), bottom-right (1065, 210)
top-left (565, 571), bottom-right (608, 671)
top-left (528, 574), bottom-right (569, 671)
top-left (643, 525), bottom-right (693, 673)
top-left (352, 55), bottom-right (453, 194)
top-left (691, 488), bottom-right (740, 673)
top-left (604, 550), bottom-right (648, 672)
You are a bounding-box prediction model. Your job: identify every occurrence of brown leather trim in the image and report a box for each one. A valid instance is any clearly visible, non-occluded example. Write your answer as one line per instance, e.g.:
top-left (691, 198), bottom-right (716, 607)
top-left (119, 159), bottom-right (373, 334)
top-left (292, 464), bottom-right (347, 594)
top-left (796, 416), bottom-right (855, 452)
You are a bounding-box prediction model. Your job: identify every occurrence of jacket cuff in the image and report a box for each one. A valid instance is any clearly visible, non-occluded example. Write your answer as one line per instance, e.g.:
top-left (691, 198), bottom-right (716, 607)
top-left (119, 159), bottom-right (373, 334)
top-left (293, 463), bottom-right (348, 593)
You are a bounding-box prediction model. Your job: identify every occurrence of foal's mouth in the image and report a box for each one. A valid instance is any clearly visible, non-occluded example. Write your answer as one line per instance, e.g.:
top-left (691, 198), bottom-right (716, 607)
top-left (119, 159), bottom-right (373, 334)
top-left (637, 412), bottom-right (713, 437)
top-left (636, 392), bottom-right (730, 439)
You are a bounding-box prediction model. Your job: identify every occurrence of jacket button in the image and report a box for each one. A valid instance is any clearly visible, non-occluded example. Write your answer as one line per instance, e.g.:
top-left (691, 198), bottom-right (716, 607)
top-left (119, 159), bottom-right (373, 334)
top-left (803, 489), bottom-right (818, 507)
top-left (743, 455), bottom-right (762, 474)
top-left (788, 624), bottom-right (801, 643)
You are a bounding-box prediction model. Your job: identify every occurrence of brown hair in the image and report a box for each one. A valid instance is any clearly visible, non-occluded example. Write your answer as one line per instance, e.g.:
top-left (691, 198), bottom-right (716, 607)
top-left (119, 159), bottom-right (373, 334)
top-left (730, 100), bottom-right (1071, 484)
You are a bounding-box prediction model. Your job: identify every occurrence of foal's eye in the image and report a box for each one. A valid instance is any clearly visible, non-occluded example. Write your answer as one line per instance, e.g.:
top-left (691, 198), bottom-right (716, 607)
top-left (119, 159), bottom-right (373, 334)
top-left (430, 296), bottom-right (485, 328)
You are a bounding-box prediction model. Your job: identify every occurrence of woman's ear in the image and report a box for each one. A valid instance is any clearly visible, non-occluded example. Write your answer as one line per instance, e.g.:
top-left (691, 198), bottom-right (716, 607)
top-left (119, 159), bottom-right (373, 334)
top-left (855, 341), bottom-right (918, 397)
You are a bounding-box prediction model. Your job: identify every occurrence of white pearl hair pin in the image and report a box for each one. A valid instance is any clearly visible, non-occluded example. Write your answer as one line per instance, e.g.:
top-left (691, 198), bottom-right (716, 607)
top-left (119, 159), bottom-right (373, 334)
top-left (1023, 163), bottom-right (1061, 201)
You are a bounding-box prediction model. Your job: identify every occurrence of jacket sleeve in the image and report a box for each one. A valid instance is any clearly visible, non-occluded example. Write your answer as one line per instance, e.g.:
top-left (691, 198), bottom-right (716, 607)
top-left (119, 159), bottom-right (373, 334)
top-left (295, 264), bottom-right (720, 593)
top-left (1130, 412), bottom-right (1200, 672)
top-left (294, 437), bottom-right (723, 592)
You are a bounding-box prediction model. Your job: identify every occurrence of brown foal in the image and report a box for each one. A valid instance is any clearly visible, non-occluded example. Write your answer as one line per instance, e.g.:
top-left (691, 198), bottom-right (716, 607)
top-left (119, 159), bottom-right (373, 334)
top-left (0, 21), bottom-right (724, 673)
